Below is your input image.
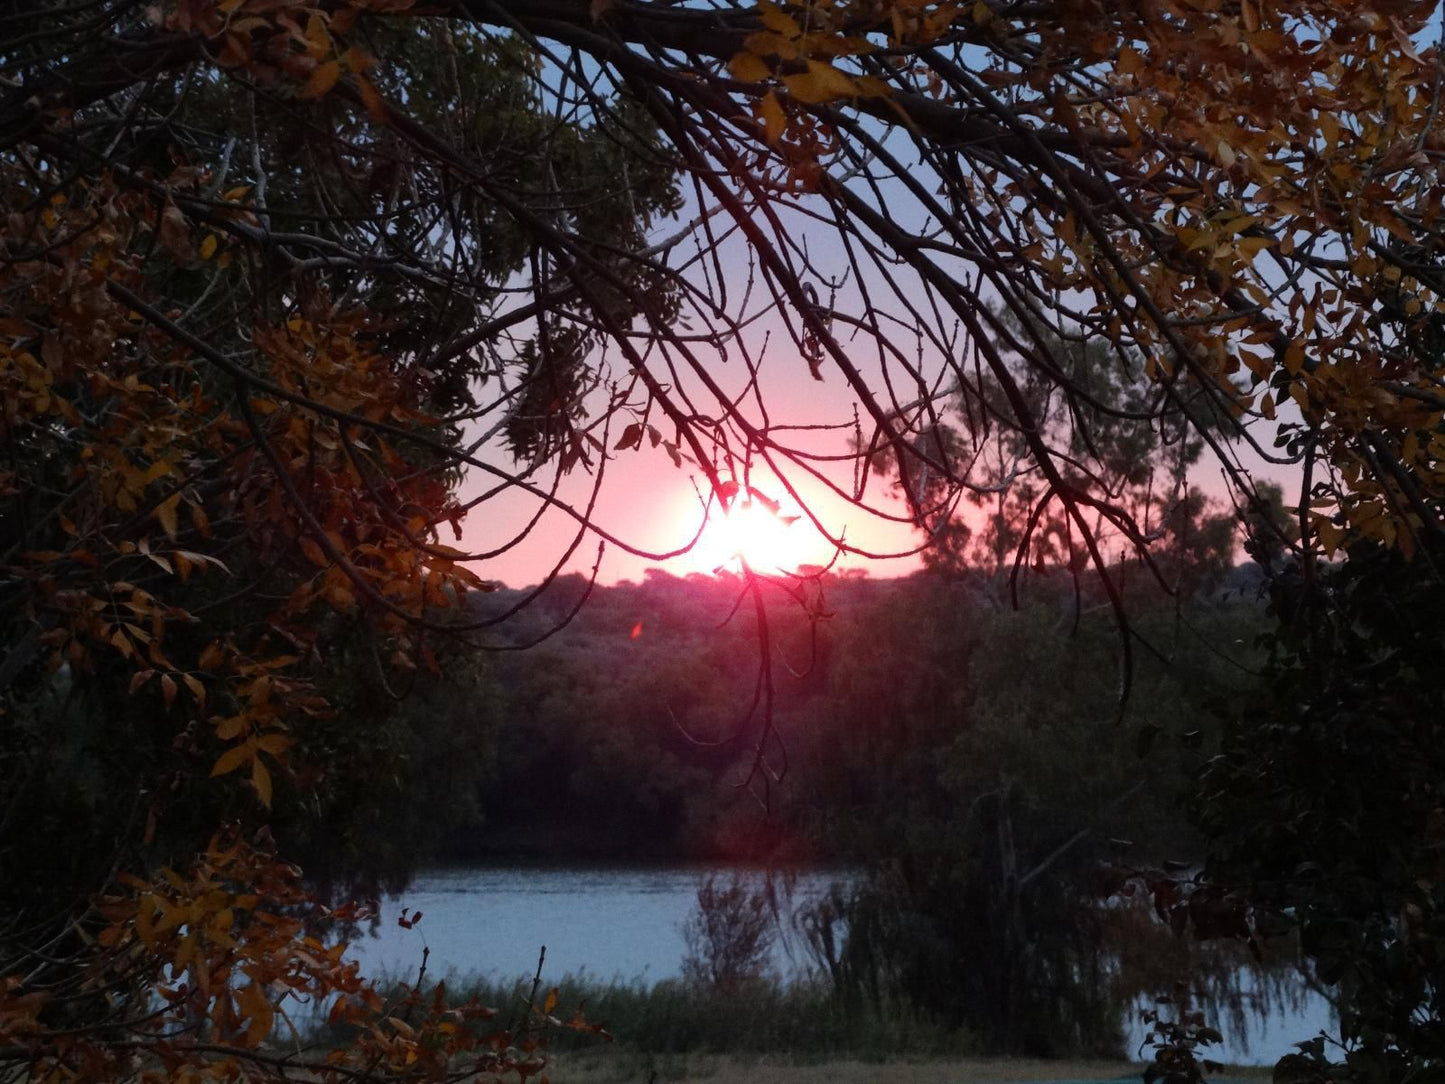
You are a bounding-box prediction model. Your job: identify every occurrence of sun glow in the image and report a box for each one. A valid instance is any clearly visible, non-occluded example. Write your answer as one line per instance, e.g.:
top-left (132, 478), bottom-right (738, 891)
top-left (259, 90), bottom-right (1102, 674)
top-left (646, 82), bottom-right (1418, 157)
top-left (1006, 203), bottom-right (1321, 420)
top-left (691, 497), bottom-right (818, 575)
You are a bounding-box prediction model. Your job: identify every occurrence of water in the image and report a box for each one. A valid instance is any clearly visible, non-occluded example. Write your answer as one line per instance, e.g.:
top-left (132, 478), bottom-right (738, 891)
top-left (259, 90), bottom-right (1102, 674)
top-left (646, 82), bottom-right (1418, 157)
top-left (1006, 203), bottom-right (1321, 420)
top-left (346, 865), bottom-right (1333, 1066)
top-left (347, 865), bottom-right (840, 984)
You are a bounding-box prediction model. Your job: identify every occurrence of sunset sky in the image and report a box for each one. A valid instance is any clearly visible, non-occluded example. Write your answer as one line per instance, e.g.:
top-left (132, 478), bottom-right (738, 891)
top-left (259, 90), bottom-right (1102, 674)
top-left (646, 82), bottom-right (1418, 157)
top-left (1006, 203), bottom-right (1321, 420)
top-left (458, 340), bottom-right (932, 587)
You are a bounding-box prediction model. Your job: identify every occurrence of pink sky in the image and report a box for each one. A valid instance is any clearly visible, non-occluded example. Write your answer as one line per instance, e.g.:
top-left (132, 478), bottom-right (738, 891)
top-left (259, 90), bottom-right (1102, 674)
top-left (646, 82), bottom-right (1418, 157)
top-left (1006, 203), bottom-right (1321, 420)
top-left (456, 358), bottom-right (932, 588)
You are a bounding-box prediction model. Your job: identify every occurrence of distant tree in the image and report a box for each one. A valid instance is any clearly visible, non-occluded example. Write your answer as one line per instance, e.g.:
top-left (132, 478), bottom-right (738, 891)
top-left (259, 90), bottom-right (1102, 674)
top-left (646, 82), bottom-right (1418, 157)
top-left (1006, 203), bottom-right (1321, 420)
top-left (869, 314), bottom-right (1238, 595)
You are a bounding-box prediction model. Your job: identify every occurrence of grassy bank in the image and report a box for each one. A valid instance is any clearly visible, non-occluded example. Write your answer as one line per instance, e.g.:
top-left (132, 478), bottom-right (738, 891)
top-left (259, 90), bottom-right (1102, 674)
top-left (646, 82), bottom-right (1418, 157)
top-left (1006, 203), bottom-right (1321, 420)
top-left (532, 1052), bottom-right (1273, 1083)
top-left (432, 973), bottom-right (973, 1061)
top-left (307, 972), bottom-right (1273, 1082)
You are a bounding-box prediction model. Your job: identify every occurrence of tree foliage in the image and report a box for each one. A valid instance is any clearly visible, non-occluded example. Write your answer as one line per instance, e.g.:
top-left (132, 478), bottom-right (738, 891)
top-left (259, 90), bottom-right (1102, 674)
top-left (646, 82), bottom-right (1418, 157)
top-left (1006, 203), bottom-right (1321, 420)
top-left (1189, 538), bottom-right (1445, 1080)
top-left (788, 575), bottom-right (1280, 1059)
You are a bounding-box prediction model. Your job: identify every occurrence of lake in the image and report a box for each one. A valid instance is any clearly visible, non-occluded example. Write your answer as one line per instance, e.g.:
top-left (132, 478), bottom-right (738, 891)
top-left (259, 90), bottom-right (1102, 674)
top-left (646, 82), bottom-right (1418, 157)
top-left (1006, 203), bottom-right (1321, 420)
top-left (346, 865), bottom-right (837, 983)
top-left (347, 865), bottom-right (1333, 1067)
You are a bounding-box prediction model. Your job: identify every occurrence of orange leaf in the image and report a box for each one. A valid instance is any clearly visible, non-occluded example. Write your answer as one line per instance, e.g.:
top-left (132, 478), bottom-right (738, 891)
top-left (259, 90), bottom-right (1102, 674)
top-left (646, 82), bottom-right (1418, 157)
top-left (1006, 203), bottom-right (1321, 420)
top-left (784, 60), bottom-right (858, 104)
top-left (355, 75), bottom-right (387, 123)
top-left (183, 673), bottom-right (206, 709)
top-left (303, 60), bottom-right (341, 100)
top-left (251, 757), bottom-right (273, 806)
top-left (758, 1), bottom-right (800, 38)
top-left (237, 982), bottom-right (274, 1047)
top-left (211, 740), bottom-right (254, 778)
top-left (759, 91), bottom-right (785, 144)
top-left (155, 493), bottom-right (181, 540)
top-left (729, 52), bottom-right (772, 82)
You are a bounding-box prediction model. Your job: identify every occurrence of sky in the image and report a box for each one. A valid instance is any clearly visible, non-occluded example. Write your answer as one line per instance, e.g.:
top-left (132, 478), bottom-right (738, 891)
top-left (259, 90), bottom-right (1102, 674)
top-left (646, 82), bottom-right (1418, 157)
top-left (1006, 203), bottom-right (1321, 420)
top-left (448, 49), bottom-right (1309, 592)
top-left (454, 326), bottom-right (933, 588)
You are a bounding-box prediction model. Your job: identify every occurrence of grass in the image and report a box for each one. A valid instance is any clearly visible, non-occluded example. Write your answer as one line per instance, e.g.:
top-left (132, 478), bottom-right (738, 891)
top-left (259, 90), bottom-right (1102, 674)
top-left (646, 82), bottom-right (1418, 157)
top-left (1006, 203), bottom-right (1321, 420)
top-left (532, 1051), bottom-right (1274, 1083)
top-left (437, 972), bottom-right (972, 1061)
top-left (307, 971), bottom-right (1272, 1083)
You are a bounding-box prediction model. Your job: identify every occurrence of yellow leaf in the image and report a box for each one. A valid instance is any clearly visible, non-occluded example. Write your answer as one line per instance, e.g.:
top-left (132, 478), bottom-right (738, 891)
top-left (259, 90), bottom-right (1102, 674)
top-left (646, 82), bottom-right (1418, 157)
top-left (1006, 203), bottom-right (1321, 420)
top-left (303, 60), bottom-right (341, 100)
top-left (215, 714), bottom-right (247, 740)
top-left (155, 493), bottom-right (181, 540)
top-left (198, 641), bottom-right (224, 671)
top-left (743, 29), bottom-right (798, 60)
top-left (211, 740), bottom-right (254, 778)
top-left (759, 91), bottom-right (785, 144)
top-left (729, 51), bottom-right (772, 82)
top-left (784, 60), bottom-right (857, 104)
top-left (189, 500), bottom-right (211, 536)
top-left (304, 10), bottom-right (329, 58)
top-left (256, 732), bottom-right (291, 756)
top-left (252, 757), bottom-right (273, 806)
top-left (356, 75), bottom-right (387, 122)
top-left (183, 673), bottom-right (206, 709)
top-left (199, 234), bottom-right (219, 260)
top-left (237, 982), bottom-right (274, 1047)
top-left (758, 1), bottom-right (800, 38)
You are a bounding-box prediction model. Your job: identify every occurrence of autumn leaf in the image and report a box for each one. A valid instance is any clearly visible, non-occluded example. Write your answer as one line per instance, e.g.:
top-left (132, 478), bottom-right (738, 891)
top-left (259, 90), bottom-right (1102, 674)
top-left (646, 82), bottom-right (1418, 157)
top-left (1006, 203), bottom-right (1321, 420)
top-left (251, 757), bottom-right (273, 806)
top-left (237, 982), bottom-right (274, 1047)
top-left (303, 60), bottom-right (342, 99)
top-left (211, 740), bottom-right (255, 778)
top-left (757, 1), bottom-right (800, 38)
top-left (783, 60), bottom-right (858, 104)
top-left (758, 91), bottom-right (785, 144)
top-left (197, 641), bottom-right (224, 671)
top-left (729, 52), bottom-right (772, 83)
top-left (155, 492), bottom-right (181, 540)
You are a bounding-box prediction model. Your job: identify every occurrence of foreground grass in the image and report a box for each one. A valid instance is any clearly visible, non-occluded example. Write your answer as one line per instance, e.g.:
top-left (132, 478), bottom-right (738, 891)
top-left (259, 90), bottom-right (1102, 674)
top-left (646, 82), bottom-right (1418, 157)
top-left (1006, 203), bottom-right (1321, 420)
top-left (322, 972), bottom-right (1268, 1081)
top-left (535, 1052), bottom-right (1274, 1083)
top-left (434, 973), bottom-right (974, 1061)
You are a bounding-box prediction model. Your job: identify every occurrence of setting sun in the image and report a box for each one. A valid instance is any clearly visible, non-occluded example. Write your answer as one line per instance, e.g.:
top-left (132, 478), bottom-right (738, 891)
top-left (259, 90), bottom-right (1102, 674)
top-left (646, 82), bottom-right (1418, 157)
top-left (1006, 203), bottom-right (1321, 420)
top-left (691, 497), bottom-right (818, 575)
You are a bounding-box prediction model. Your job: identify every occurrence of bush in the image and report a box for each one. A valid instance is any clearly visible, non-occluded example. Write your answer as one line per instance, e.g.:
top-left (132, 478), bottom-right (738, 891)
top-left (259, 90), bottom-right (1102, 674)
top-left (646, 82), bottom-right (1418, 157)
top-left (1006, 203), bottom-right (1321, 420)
top-left (680, 873), bottom-right (777, 991)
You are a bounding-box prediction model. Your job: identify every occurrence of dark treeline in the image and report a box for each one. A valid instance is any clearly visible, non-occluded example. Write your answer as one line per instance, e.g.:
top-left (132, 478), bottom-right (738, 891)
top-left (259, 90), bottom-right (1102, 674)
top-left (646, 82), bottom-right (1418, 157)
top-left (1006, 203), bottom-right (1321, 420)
top-left (451, 563), bottom-right (1266, 868)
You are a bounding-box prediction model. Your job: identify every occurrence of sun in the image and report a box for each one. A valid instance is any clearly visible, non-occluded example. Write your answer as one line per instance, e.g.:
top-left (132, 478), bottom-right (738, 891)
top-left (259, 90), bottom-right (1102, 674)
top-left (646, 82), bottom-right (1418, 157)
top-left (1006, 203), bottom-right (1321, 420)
top-left (691, 497), bottom-right (816, 575)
